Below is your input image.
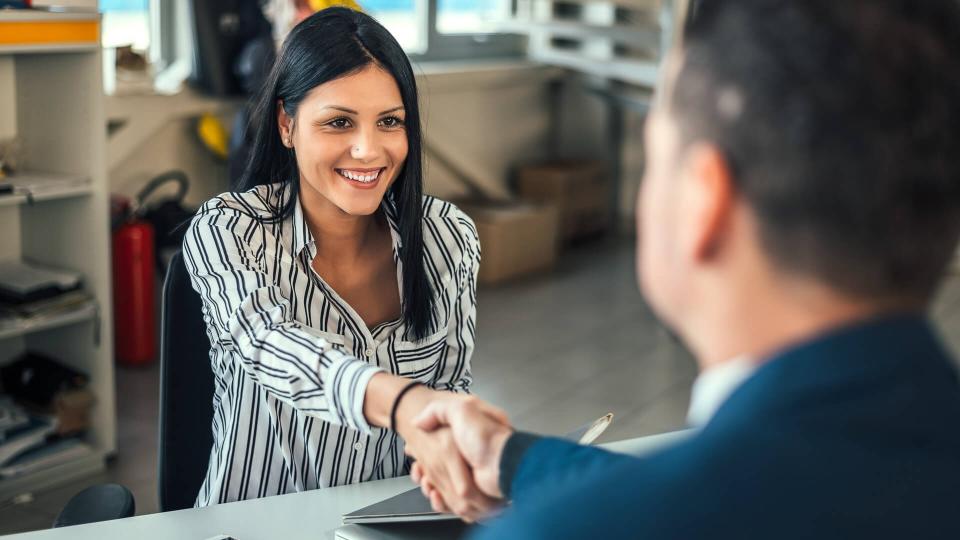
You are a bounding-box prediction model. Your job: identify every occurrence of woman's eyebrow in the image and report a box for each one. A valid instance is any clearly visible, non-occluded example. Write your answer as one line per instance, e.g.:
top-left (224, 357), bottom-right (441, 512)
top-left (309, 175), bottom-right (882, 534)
top-left (321, 105), bottom-right (359, 114)
top-left (318, 105), bottom-right (404, 115)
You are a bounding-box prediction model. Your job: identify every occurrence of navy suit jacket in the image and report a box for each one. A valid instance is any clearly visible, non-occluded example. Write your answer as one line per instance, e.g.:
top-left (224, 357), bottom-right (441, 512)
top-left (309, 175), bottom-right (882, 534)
top-left (472, 314), bottom-right (960, 539)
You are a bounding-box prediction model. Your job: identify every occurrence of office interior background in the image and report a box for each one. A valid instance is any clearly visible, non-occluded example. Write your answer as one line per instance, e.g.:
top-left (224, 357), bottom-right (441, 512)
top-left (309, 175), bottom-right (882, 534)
top-left (2, 0), bottom-right (960, 535)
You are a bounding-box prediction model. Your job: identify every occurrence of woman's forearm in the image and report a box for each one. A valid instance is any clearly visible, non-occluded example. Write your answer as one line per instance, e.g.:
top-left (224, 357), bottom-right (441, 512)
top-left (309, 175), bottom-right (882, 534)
top-left (363, 372), bottom-right (435, 431)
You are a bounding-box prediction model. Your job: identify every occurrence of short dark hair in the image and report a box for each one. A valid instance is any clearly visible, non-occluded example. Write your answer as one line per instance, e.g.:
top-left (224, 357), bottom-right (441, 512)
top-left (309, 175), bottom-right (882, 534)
top-left (239, 7), bottom-right (435, 339)
top-left (671, 0), bottom-right (960, 303)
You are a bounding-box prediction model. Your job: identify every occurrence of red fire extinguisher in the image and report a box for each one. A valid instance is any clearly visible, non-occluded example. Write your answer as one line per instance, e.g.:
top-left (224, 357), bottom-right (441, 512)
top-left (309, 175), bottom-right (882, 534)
top-left (111, 195), bottom-right (156, 366)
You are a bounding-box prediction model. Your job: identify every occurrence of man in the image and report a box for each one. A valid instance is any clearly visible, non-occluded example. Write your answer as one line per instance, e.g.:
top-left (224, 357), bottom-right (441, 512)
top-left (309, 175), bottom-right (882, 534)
top-left (404, 0), bottom-right (960, 537)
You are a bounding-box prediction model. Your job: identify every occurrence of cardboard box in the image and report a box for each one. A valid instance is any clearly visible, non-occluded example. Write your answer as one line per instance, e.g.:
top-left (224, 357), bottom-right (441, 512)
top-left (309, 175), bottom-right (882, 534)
top-left (516, 161), bottom-right (611, 243)
top-left (457, 201), bottom-right (560, 285)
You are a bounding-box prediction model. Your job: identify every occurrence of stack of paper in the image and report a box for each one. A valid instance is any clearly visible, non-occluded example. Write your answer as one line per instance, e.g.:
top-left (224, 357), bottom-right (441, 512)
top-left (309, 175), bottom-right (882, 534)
top-left (0, 260), bottom-right (82, 305)
top-left (0, 439), bottom-right (92, 479)
top-left (0, 414), bottom-right (56, 468)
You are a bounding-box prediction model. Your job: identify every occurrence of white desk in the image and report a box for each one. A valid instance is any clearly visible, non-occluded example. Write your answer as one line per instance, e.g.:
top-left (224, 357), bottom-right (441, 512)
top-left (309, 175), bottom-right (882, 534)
top-left (4, 430), bottom-right (693, 540)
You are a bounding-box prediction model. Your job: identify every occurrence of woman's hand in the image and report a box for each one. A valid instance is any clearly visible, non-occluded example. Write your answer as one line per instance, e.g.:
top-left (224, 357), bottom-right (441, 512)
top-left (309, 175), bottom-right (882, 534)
top-left (363, 373), bottom-right (508, 521)
top-left (408, 394), bottom-right (514, 521)
top-left (401, 425), bottom-right (501, 521)
top-left (394, 388), bottom-right (508, 521)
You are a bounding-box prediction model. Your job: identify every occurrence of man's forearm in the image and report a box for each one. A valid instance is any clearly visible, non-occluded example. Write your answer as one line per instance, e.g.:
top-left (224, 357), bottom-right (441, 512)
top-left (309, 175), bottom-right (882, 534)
top-left (499, 434), bottom-right (637, 504)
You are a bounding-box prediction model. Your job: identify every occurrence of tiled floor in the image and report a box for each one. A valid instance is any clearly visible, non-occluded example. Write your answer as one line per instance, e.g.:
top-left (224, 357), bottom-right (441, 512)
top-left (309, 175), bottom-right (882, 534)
top-left (2, 236), bottom-right (959, 536)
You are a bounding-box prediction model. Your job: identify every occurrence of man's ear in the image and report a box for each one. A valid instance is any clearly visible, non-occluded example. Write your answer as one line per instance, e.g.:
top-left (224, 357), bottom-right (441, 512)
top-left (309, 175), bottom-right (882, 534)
top-left (683, 143), bottom-right (736, 262)
top-left (277, 100), bottom-right (293, 148)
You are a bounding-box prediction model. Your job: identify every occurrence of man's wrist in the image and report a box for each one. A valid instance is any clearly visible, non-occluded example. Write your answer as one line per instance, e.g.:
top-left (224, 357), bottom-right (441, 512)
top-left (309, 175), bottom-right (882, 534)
top-left (481, 424), bottom-right (513, 498)
top-left (498, 431), bottom-right (542, 499)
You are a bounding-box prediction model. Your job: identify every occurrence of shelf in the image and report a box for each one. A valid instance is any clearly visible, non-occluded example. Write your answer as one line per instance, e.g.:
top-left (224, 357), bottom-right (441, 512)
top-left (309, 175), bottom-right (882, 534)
top-left (0, 300), bottom-right (97, 341)
top-left (0, 9), bottom-right (117, 500)
top-left (499, 20), bottom-right (661, 49)
top-left (0, 446), bottom-right (106, 501)
top-left (531, 49), bottom-right (660, 88)
top-left (106, 88), bottom-right (245, 170)
top-left (0, 10), bottom-right (99, 55)
top-left (0, 172), bottom-right (93, 207)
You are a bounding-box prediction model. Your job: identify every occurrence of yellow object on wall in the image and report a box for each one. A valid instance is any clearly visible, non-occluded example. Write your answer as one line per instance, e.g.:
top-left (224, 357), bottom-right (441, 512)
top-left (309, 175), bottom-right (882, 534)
top-left (308, 0), bottom-right (363, 13)
top-left (196, 114), bottom-right (230, 161)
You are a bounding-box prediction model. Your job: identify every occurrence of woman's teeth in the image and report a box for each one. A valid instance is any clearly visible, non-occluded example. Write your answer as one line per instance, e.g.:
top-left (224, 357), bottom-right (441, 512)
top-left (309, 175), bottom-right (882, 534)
top-left (337, 169), bottom-right (380, 183)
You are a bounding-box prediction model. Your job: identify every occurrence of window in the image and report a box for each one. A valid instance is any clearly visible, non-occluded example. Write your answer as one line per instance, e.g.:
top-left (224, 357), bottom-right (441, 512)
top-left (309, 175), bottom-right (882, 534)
top-left (365, 0), bottom-right (429, 53)
top-left (364, 0), bottom-right (524, 60)
top-left (437, 0), bottom-right (509, 35)
top-left (103, 0), bottom-right (523, 96)
top-left (100, 0), bottom-right (151, 51)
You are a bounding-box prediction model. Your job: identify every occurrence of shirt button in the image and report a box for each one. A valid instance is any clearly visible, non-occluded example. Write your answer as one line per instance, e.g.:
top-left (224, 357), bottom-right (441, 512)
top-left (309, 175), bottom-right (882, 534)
top-left (354, 442), bottom-right (364, 451)
top-left (364, 348), bottom-right (374, 357)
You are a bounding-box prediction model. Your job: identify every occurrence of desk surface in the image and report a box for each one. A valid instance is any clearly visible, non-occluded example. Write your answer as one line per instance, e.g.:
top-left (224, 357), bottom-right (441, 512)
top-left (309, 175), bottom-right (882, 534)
top-left (5, 430), bottom-right (692, 540)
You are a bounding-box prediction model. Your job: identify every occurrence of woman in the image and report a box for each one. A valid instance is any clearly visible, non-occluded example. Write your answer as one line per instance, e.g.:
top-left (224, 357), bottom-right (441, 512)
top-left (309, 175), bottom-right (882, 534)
top-left (183, 7), bottom-right (495, 506)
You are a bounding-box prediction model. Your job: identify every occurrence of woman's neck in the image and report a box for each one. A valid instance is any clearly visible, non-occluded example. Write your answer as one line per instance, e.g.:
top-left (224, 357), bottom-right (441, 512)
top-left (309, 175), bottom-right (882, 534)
top-left (300, 189), bottom-right (382, 264)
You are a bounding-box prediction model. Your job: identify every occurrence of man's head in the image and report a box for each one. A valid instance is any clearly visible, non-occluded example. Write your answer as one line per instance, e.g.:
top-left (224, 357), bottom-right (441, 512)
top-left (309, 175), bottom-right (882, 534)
top-left (639, 0), bottom-right (960, 351)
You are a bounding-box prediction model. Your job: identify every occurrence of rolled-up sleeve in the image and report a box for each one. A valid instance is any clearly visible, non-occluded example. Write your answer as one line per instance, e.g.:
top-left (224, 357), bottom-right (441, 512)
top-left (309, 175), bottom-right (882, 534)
top-left (182, 201), bottom-right (383, 433)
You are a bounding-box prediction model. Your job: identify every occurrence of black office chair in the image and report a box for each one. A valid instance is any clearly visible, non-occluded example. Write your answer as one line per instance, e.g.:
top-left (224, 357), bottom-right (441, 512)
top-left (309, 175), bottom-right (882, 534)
top-left (55, 251), bottom-right (214, 525)
top-left (157, 250), bottom-right (216, 511)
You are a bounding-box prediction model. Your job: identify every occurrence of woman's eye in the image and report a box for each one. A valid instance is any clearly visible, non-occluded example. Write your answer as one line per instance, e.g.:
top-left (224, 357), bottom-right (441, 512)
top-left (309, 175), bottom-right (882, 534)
top-left (380, 116), bottom-right (405, 128)
top-left (326, 118), bottom-right (351, 129)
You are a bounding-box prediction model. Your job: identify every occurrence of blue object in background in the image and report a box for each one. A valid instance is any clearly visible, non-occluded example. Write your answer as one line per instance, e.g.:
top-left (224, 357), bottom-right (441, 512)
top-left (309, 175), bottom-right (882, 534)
top-left (438, 0), bottom-right (494, 11)
top-left (0, 0), bottom-right (29, 7)
top-left (364, 0), bottom-right (495, 12)
top-left (99, 0), bottom-right (147, 11)
top-left (363, 0), bottom-right (415, 10)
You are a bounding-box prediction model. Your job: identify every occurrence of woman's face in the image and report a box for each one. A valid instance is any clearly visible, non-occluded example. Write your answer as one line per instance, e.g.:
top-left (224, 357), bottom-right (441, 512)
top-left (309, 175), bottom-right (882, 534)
top-left (278, 64), bottom-right (409, 217)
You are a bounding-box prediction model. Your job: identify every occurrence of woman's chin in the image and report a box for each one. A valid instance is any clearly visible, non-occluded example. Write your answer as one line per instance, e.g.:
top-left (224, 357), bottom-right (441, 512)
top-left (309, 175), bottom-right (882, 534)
top-left (333, 195), bottom-right (386, 217)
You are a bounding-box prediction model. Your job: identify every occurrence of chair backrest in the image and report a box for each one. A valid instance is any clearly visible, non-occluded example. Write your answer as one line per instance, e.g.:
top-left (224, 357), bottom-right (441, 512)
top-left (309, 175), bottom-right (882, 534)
top-left (158, 251), bottom-right (215, 511)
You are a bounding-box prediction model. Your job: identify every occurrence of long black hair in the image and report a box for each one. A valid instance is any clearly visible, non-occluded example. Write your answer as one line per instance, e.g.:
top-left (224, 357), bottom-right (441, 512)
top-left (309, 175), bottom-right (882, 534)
top-left (238, 7), bottom-right (435, 340)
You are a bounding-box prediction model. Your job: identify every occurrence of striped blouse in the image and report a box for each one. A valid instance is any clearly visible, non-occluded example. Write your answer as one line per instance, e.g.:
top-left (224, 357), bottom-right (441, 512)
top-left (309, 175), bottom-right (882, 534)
top-left (182, 183), bottom-right (479, 506)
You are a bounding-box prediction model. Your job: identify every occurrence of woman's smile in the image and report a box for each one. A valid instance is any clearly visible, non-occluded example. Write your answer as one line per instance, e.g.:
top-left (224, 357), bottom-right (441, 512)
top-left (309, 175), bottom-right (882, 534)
top-left (335, 167), bottom-right (386, 188)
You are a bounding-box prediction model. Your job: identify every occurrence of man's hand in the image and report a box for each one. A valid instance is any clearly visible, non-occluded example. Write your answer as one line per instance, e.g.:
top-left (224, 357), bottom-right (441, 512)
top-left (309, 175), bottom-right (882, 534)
top-left (404, 427), bottom-right (502, 521)
top-left (394, 391), bottom-right (509, 521)
top-left (412, 396), bottom-right (514, 503)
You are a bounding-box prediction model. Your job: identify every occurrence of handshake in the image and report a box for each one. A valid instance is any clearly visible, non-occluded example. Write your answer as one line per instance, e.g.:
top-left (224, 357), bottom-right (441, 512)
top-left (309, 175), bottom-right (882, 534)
top-left (396, 391), bottom-right (515, 523)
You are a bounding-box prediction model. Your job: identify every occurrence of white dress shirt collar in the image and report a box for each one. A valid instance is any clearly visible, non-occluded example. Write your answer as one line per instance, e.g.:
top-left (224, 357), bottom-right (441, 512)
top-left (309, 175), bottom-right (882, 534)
top-left (686, 356), bottom-right (757, 427)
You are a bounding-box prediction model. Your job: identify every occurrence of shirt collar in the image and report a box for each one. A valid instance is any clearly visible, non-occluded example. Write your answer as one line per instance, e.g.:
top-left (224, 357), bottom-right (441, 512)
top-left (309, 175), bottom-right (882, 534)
top-left (686, 355), bottom-right (757, 428)
top-left (381, 195), bottom-right (403, 255)
top-left (291, 190), bottom-right (313, 255)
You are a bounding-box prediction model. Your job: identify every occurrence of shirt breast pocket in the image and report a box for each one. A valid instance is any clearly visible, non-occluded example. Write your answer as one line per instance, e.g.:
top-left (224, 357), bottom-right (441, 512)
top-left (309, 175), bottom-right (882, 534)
top-left (393, 329), bottom-right (448, 380)
top-left (301, 327), bottom-right (348, 352)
